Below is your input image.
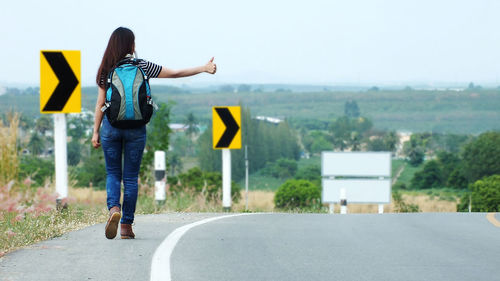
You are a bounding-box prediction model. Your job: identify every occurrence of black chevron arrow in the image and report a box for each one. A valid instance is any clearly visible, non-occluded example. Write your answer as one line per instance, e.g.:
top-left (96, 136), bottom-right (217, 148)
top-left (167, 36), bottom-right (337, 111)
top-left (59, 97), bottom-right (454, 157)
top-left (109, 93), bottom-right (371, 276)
top-left (42, 51), bottom-right (79, 111)
top-left (215, 107), bottom-right (240, 148)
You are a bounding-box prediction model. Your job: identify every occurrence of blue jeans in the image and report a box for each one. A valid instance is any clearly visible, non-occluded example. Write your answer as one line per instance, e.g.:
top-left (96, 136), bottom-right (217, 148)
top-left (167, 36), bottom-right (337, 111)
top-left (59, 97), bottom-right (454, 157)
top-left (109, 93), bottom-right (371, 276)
top-left (100, 117), bottom-right (146, 224)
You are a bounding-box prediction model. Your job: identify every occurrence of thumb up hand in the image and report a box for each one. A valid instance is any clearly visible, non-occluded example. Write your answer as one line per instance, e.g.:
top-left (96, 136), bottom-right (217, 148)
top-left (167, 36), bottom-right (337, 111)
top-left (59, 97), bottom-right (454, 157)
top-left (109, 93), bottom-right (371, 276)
top-left (205, 57), bottom-right (217, 74)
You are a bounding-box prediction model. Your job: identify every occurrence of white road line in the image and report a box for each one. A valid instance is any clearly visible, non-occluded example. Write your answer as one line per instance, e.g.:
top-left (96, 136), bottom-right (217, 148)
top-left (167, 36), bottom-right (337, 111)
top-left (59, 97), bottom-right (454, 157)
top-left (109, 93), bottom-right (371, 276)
top-left (150, 213), bottom-right (257, 281)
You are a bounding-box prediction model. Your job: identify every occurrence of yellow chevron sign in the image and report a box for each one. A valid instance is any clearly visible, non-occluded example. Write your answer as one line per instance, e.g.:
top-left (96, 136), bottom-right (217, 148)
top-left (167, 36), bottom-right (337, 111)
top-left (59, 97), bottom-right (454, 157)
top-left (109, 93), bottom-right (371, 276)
top-left (40, 50), bottom-right (81, 113)
top-left (212, 106), bottom-right (241, 149)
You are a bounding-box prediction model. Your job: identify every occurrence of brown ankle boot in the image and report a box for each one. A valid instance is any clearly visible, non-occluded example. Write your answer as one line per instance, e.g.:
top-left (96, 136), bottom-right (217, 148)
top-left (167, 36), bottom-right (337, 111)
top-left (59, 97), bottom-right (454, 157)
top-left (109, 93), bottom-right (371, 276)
top-left (121, 223), bottom-right (135, 239)
top-left (105, 206), bottom-right (121, 239)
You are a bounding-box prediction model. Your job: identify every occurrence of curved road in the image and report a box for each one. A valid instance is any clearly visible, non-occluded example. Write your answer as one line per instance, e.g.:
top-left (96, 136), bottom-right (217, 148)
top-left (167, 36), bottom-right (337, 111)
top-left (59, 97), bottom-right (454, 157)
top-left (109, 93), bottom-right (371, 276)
top-left (1, 213), bottom-right (499, 281)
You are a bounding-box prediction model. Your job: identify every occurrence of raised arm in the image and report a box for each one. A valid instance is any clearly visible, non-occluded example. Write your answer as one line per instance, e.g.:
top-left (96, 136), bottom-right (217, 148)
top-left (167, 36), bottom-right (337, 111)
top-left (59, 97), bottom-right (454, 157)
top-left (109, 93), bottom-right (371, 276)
top-left (157, 57), bottom-right (216, 78)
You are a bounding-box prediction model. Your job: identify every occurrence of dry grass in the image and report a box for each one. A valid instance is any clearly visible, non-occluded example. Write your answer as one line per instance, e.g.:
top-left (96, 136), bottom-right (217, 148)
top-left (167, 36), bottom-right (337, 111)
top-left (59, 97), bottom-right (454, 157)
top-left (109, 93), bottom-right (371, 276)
top-left (0, 112), bottom-right (19, 186)
top-left (1, 207), bottom-right (108, 257)
top-left (234, 190), bottom-right (275, 212)
top-left (233, 190), bottom-right (457, 213)
top-left (401, 194), bottom-right (457, 212)
top-left (68, 187), bottom-right (107, 205)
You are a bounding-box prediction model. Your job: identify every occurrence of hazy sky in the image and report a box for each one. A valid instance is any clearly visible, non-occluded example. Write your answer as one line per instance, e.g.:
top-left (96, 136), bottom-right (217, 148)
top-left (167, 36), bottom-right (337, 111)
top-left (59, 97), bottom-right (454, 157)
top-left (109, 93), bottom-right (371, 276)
top-left (2, 0), bottom-right (500, 86)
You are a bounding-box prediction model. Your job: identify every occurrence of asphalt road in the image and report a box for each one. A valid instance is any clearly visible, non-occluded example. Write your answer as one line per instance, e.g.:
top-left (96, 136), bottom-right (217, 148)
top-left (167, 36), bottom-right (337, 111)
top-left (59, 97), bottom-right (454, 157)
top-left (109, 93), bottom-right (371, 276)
top-left (1, 213), bottom-right (499, 281)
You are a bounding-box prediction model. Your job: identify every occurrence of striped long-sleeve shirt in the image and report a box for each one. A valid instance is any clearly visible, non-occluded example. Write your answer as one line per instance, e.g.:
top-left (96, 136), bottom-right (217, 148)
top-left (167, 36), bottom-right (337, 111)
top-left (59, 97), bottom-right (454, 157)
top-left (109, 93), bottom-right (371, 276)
top-left (99, 54), bottom-right (162, 87)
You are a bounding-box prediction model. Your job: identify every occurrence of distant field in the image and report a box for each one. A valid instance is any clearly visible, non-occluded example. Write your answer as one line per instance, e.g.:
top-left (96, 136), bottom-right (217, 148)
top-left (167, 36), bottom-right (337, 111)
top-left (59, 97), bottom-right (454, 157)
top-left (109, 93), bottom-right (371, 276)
top-left (93, 88), bottom-right (500, 133)
top-left (2, 88), bottom-right (499, 133)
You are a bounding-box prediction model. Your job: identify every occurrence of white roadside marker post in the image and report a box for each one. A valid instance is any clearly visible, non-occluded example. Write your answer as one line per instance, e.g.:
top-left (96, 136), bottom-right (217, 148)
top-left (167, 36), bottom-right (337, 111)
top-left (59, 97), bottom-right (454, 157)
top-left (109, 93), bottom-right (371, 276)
top-left (378, 204), bottom-right (384, 214)
top-left (378, 176), bottom-right (384, 214)
top-left (53, 113), bottom-right (68, 210)
top-left (222, 149), bottom-right (231, 211)
top-left (154, 151), bottom-right (166, 205)
top-left (340, 188), bottom-right (347, 215)
top-left (329, 176), bottom-right (335, 214)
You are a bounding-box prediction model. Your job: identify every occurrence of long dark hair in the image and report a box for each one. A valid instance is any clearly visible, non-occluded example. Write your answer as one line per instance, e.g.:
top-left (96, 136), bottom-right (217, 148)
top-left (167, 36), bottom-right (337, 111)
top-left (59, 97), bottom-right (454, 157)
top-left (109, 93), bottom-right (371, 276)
top-left (96, 27), bottom-right (135, 87)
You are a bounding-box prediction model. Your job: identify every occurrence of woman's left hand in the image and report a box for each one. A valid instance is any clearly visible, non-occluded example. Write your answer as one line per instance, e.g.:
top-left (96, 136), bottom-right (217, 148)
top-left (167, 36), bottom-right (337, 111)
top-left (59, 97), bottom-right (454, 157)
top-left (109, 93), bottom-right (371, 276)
top-left (205, 57), bottom-right (217, 74)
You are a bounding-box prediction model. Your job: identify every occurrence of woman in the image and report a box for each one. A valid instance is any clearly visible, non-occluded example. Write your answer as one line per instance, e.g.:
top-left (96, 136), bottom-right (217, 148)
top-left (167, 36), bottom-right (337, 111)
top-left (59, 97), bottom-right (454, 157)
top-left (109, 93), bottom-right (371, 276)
top-left (92, 27), bottom-right (216, 239)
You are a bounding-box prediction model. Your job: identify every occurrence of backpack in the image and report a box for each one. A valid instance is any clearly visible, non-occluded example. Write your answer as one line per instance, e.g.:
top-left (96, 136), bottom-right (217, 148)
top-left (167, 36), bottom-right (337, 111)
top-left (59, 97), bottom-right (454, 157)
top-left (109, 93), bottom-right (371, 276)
top-left (101, 58), bottom-right (157, 129)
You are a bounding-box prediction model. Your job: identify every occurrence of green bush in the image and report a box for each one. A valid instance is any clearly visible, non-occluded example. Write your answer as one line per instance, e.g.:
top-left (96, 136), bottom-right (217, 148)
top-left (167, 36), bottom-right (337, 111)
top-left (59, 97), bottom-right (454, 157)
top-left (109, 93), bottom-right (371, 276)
top-left (18, 155), bottom-right (54, 186)
top-left (457, 192), bottom-right (471, 212)
top-left (458, 175), bottom-right (500, 212)
top-left (274, 179), bottom-right (321, 210)
top-left (172, 167), bottom-right (241, 203)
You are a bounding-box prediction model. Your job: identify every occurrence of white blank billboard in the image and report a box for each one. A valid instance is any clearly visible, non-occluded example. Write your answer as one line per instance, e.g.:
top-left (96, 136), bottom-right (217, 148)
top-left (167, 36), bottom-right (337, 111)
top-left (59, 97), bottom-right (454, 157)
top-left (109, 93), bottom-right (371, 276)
top-left (322, 179), bottom-right (391, 204)
top-left (322, 152), bottom-right (391, 177)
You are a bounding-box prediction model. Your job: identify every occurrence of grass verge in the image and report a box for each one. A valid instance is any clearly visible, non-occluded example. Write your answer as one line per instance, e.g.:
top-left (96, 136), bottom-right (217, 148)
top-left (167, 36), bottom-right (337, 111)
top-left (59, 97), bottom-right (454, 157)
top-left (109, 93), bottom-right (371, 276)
top-left (0, 206), bottom-right (107, 257)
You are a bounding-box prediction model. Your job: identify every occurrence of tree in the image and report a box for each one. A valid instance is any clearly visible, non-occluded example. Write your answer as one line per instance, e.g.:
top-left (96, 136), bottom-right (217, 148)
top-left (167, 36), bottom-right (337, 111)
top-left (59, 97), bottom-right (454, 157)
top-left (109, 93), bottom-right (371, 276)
top-left (168, 152), bottom-right (183, 176)
top-left (306, 131), bottom-right (331, 154)
top-left (344, 100), bottom-right (360, 118)
top-left (141, 103), bottom-right (172, 178)
top-left (329, 116), bottom-right (352, 151)
top-left (368, 131), bottom-right (398, 152)
top-left (68, 115), bottom-right (92, 140)
top-left (75, 148), bottom-right (106, 189)
top-left (67, 140), bottom-right (82, 166)
top-left (442, 134), bottom-right (472, 153)
top-left (294, 165), bottom-right (321, 186)
top-left (411, 160), bottom-right (443, 189)
top-left (35, 115), bottom-right (52, 135)
top-left (19, 114), bottom-right (35, 131)
top-left (404, 138), bottom-right (424, 166)
top-left (436, 151), bottom-right (461, 184)
top-left (466, 82), bottom-right (481, 90)
top-left (184, 112), bottom-right (199, 139)
top-left (28, 132), bottom-right (44, 155)
top-left (383, 131), bottom-right (398, 152)
top-left (461, 175), bottom-right (500, 212)
top-left (328, 116), bottom-right (372, 151)
top-left (447, 169), bottom-right (468, 189)
top-left (171, 133), bottom-right (189, 157)
top-left (263, 158), bottom-right (298, 179)
top-left (461, 132), bottom-right (500, 183)
top-left (367, 138), bottom-right (386, 151)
